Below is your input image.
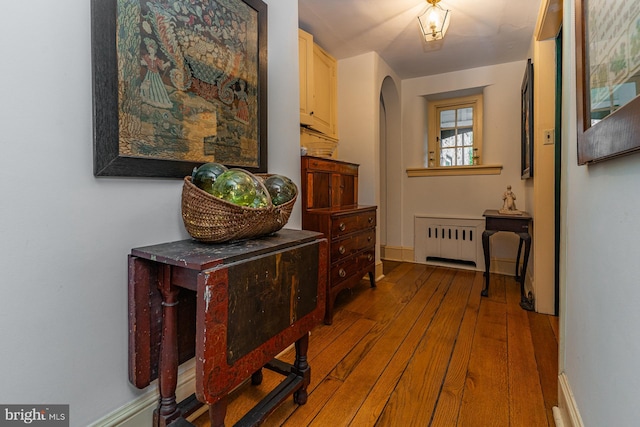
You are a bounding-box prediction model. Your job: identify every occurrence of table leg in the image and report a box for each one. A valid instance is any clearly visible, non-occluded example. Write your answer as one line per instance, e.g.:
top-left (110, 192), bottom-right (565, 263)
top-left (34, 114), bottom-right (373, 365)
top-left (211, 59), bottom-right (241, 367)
top-left (208, 397), bottom-right (227, 427)
top-left (293, 333), bottom-right (310, 405)
top-left (482, 230), bottom-right (496, 297)
top-left (251, 369), bottom-right (264, 385)
top-left (517, 232), bottom-right (534, 311)
top-left (154, 265), bottom-right (182, 427)
top-left (515, 238), bottom-right (524, 280)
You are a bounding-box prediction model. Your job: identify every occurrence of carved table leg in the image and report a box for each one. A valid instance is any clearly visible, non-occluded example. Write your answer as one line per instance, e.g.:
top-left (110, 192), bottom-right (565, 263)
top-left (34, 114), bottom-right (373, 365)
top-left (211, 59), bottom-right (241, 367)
top-left (515, 237), bottom-right (524, 280)
top-left (517, 232), bottom-right (534, 311)
top-left (154, 265), bottom-right (182, 427)
top-left (293, 333), bottom-right (310, 405)
top-left (482, 230), bottom-right (496, 297)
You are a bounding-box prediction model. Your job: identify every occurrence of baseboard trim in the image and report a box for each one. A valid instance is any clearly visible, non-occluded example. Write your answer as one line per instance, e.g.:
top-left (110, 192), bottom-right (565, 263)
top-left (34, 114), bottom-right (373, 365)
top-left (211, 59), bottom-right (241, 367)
top-left (381, 245), bottom-right (414, 262)
top-left (375, 260), bottom-right (384, 281)
top-left (90, 360), bottom-right (199, 427)
top-left (556, 372), bottom-right (584, 427)
top-left (382, 246), bottom-right (524, 279)
top-left (490, 257), bottom-right (517, 276)
top-left (552, 406), bottom-right (565, 427)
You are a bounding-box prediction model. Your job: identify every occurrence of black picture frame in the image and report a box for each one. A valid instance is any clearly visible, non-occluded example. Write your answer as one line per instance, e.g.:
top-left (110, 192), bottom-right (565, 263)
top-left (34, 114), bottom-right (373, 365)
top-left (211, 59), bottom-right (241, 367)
top-left (91, 0), bottom-right (268, 178)
top-left (575, 0), bottom-right (640, 165)
top-left (521, 59), bottom-right (534, 179)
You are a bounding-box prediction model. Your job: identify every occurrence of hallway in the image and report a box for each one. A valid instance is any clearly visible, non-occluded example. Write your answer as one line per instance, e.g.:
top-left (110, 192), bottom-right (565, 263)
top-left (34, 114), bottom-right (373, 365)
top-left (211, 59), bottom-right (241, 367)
top-left (195, 262), bottom-right (559, 426)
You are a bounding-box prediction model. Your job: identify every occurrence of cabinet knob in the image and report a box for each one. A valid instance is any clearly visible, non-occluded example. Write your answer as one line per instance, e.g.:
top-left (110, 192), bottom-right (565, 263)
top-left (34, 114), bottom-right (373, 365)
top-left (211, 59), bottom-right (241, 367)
top-left (339, 245), bottom-right (346, 255)
top-left (368, 236), bottom-right (372, 242)
top-left (339, 223), bottom-right (346, 231)
top-left (339, 268), bottom-right (346, 278)
top-left (368, 217), bottom-right (374, 223)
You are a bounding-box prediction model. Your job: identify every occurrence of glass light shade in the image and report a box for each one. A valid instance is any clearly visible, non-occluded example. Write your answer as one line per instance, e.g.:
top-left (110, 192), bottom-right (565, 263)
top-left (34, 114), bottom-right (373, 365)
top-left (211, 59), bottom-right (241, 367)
top-left (418, 3), bottom-right (451, 42)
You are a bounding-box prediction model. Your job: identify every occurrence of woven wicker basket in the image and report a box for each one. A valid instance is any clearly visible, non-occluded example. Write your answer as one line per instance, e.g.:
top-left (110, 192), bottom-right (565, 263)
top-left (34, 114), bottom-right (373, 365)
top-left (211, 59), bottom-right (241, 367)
top-left (181, 175), bottom-right (297, 243)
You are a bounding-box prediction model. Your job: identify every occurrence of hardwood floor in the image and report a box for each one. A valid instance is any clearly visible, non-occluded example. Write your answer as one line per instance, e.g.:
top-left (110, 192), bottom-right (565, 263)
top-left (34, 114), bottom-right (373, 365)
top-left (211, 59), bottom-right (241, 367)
top-left (193, 261), bottom-right (559, 426)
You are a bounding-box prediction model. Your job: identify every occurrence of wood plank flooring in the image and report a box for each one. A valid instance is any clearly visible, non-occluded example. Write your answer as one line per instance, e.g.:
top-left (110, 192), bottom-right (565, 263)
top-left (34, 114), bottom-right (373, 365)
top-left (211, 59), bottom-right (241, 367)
top-left (193, 261), bottom-right (559, 426)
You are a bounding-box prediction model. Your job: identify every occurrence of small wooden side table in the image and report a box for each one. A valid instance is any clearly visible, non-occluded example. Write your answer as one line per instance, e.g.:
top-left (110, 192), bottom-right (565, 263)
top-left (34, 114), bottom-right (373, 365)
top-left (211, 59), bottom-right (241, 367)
top-left (128, 229), bottom-right (327, 427)
top-left (481, 210), bottom-right (534, 311)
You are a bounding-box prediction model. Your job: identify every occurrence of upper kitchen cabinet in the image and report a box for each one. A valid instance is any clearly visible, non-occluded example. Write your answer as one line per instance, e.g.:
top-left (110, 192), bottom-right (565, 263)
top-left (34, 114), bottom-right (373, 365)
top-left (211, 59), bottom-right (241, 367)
top-left (299, 29), bottom-right (338, 139)
top-left (311, 43), bottom-right (337, 138)
top-left (299, 29), bottom-right (314, 126)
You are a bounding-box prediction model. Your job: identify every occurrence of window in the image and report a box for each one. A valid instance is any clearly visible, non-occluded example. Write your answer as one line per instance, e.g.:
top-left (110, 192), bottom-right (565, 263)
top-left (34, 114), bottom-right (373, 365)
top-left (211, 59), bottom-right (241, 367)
top-left (427, 94), bottom-right (483, 167)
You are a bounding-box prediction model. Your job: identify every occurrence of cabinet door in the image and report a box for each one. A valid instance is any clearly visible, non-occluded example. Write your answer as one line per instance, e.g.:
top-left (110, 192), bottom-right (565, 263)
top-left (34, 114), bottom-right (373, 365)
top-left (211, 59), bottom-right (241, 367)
top-left (310, 44), bottom-right (337, 138)
top-left (307, 171), bottom-right (331, 209)
top-left (298, 29), bottom-right (314, 126)
top-left (330, 173), bottom-right (342, 207)
top-left (339, 174), bottom-right (356, 206)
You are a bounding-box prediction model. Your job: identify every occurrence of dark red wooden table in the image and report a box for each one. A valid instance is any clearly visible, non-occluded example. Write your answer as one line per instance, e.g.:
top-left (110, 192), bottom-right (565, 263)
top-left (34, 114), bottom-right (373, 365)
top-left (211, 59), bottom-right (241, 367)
top-left (128, 229), bottom-right (327, 426)
top-left (482, 209), bottom-right (534, 311)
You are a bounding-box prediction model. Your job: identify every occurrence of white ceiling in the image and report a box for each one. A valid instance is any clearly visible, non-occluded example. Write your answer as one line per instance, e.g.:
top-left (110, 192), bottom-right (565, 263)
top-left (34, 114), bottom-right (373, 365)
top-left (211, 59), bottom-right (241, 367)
top-left (298, 0), bottom-right (543, 79)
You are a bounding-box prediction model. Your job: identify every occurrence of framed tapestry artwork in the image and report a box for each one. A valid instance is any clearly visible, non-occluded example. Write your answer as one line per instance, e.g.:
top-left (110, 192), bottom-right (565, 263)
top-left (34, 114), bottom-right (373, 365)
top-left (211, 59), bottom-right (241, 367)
top-left (575, 0), bottom-right (640, 165)
top-left (521, 58), bottom-right (534, 179)
top-left (91, 0), bottom-right (268, 177)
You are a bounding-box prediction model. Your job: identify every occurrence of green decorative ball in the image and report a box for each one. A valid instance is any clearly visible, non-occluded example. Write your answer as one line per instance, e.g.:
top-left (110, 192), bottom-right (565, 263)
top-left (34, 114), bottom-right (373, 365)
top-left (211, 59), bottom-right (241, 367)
top-left (211, 169), bottom-right (269, 208)
top-left (192, 162), bottom-right (228, 194)
top-left (264, 175), bottom-right (297, 206)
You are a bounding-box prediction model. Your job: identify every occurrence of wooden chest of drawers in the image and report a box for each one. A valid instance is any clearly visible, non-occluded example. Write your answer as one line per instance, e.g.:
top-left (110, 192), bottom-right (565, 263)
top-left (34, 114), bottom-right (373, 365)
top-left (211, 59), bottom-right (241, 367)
top-left (301, 156), bottom-right (377, 324)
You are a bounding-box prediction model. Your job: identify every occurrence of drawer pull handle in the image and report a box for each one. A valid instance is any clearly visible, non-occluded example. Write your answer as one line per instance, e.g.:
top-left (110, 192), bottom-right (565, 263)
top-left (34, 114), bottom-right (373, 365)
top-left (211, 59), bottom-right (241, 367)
top-left (368, 254), bottom-right (373, 262)
top-left (339, 223), bottom-right (346, 231)
top-left (339, 268), bottom-right (346, 278)
top-left (368, 236), bottom-right (372, 242)
top-left (339, 245), bottom-right (346, 254)
top-left (368, 217), bottom-right (374, 223)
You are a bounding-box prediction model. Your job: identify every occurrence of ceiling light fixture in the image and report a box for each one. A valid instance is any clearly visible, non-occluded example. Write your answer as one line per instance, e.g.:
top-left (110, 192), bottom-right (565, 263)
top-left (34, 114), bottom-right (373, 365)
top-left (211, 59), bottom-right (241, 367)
top-left (417, 0), bottom-right (451, 42)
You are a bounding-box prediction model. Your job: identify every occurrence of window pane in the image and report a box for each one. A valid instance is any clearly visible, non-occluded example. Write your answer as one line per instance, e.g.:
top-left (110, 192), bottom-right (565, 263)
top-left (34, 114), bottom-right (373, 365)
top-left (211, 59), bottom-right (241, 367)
top-left (440, 148), bottom-right (455, 166)
top-left (458, 127), bottom-right (473, 146)
top-left (440, 109), bottom-right (456, 128)
top-left (441, 129), bottom-right (456, 147)
top-left (457, 107), bottom-right (473, 126)
top-left (456, 148), bottom-right (464, 165)
top-left (463, 147), bottom-right (474, 165)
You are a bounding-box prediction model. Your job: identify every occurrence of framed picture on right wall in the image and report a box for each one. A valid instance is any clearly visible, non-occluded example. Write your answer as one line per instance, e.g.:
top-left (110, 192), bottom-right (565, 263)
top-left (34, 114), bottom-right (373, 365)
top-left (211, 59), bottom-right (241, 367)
top-left (521, 58), bottom-right (534, 179)
top-left (575, 0), bottom-right (640, 164)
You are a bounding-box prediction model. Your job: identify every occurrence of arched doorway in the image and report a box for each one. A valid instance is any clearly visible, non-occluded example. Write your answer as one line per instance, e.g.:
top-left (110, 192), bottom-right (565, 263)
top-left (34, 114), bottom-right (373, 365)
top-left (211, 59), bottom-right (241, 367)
top-left (379, 76), bottom-right (401, 259)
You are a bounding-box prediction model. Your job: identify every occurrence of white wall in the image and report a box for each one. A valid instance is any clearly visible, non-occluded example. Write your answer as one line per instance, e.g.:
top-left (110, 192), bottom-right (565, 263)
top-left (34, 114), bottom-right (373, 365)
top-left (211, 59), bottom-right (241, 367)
top-left (337, 52), bottom-right (402, 267)
top-left (560, 0), bottom-right (640, 424)
top-left (379, 75), bottom-right (403, 250)
top-left (400, 62), bottom-right (527, 262)
top-left (0, 0), bottom-right (300, 425)
top-left (337, 53), bottom-right (378, 205)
